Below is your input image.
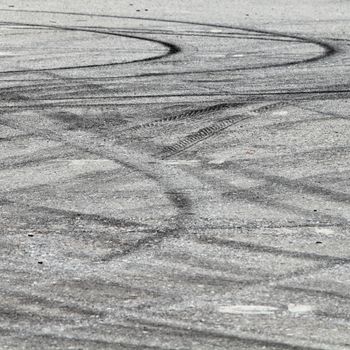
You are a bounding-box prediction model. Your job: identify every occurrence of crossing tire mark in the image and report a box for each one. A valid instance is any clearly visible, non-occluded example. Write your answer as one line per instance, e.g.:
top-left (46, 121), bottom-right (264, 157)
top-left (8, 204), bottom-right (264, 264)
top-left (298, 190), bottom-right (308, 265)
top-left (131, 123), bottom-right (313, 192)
top-left (160, 101), bottom-right (290, 158)
top-left (124, 102), bottom-right (244, 132)
top-left (160, 115), bottom-right (251, 158)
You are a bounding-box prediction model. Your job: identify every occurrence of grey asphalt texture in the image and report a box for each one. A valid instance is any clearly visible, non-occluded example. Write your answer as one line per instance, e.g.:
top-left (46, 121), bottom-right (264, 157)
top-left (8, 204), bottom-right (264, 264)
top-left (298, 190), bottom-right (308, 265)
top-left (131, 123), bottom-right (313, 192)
top-left (0, 1), bottom-right (350, 349)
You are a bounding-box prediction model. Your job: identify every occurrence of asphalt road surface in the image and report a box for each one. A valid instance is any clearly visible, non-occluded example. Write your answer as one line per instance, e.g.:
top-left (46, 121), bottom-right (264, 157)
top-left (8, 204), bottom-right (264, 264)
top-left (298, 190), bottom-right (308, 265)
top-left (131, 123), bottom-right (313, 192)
top-left (0, 1), bottom-right (350, 349)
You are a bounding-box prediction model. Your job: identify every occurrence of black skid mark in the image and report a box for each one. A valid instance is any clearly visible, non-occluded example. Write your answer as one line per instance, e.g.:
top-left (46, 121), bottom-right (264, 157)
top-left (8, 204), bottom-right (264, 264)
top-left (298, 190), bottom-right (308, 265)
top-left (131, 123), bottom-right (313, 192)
top-left (0, 9), bottom-right (338, 77)
top-left (0, 21), bottom-right (181, 74)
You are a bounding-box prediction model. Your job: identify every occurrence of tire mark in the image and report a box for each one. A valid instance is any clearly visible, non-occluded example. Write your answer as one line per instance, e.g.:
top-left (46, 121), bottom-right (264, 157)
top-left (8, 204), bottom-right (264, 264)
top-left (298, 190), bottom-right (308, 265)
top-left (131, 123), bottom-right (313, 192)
top-left (1, 198), bottom-right (146, 230)
top-left (125, 102), bottom-right (244, 132)
top-left (0, 8), bottom-right (348, 340)
top-left (0, 288), bottom-right (104, 318)
top-left (252, 101), bottom-right (290, 113)
top-left (1, 90), bottom-right (348, 112)
top-left (0, 330), bottom-right (166, 350)
top-left (0, 306), bottom-right (74, 324)
top-left (0, 112), bottom-right (195, 259)
top-left (126, 316), bottom-right (334, 350)
top-left (251, 172), bottom-right (350, 206)
top-left (217, 146), bottom-right (350, 171)
top-left (295, 105), bottom-right (350, 119)
top-left (98, 228), bottom-right (179, 261)
top-left (68, 24), bottom-right (302, 43)
top-left (258, 115), bottom-right (347, 133)
top-left (196, 235), bottom-right (350, 265)
top-left (0, 145), bottom-right (79, 171)
top-left (0, 10), bottom-right (338, 77)
top-left (179, 167), bottom-right (349, 283)
top-left (160, 115), bottom-right (251, 158)
top-left (181, 164), bottom-right (350, 286)
top-left (0, 21), bottom-right (181, 74)
top-left (0, 133), bottom-right (35, 142)
top-left (221, 180), bottom-right (347, 227)
top-left (276, 286), bottom-right (350, 301)
top-left (160, 101), bottom-right (290, 158)
top-left (315, 311), bottom-right (350, 323)
top-left (217, 164), bottom-right (350, 214)
top-left (32, 205), bottom-right (146, 229)
top-left (191, 222), bottom-right (347, 230)
top-left (1, 197), bottom-right (170, 259)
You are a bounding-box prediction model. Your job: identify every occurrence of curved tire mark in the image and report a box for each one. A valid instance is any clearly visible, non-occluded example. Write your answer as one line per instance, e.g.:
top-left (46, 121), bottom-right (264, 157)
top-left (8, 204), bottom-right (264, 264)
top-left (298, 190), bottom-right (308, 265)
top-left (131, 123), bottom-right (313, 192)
top-left (0, 9), bottom-right (337, 76)
top-left (0, 21), bottom-right (181, 74)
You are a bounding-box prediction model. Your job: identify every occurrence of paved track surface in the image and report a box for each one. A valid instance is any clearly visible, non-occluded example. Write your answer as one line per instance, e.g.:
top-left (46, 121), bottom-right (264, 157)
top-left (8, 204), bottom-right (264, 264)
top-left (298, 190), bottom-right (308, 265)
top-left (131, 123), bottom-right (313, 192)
top-left (0, 1), bottom-right (350, 349)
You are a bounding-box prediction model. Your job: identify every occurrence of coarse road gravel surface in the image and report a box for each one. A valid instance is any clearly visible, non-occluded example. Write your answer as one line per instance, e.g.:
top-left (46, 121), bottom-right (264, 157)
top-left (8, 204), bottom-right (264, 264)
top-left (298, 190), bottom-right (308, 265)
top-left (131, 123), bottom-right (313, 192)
top-left (0, 1), bottom-right (350, 349)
